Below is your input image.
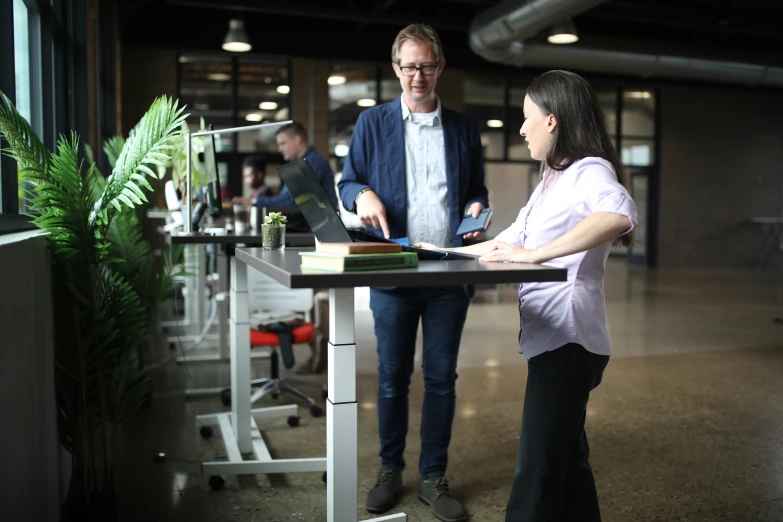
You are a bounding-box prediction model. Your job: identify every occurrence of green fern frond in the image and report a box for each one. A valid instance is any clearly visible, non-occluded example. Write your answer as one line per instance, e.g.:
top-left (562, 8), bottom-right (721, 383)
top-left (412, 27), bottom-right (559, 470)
top-left (0, 90), bottom-right (52, 191)
top-left (103, 136), bottom-right (125, 169)
top-left (31, 134), bottom-right (96, 260)
top-left (91, 96), bottom-right (188, 230)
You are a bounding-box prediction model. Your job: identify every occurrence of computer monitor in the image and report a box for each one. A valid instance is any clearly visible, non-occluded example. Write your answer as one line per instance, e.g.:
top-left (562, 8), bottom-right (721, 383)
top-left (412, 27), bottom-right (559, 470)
top-left (200, 124), bottom-right (223, 218)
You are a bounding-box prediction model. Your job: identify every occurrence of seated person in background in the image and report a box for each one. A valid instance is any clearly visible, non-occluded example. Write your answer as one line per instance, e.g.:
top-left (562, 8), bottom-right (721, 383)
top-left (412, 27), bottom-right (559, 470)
top-left (231, 121), bottom-right (338, 210)
top-left (232, 155), bottom-right (273, 206)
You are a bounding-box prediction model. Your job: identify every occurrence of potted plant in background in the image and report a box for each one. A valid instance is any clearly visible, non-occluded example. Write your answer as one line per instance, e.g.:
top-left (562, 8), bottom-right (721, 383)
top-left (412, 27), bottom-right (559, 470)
top-left (0, 92), bottom-right (187, 521)
top-left (262, 211), bottom-right (287, 250)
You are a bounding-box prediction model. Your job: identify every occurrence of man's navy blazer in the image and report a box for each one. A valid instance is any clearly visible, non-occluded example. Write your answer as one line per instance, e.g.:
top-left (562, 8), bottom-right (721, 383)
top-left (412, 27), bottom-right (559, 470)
top-left (338, 96), bottom-right (489, 247)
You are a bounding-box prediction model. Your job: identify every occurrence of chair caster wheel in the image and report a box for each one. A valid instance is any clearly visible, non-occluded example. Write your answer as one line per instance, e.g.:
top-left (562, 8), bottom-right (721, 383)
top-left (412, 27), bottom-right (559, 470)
top-left (220, 389), bottom-right (231, 406)
top-left (321, 388), bottom-right (328, 400)
top-left (287, 416), bottom-right (300, 427)
top-left (209, 475), bottom-right (225, 490)
top-left (169, 342), bottom-right (176, 350)
top-left (199, 426), bottom-right (214, 439)
top-left (271, 392), bottom-right (279, 400)
top-left (322, 472), bottom-right (327, 484)
top-left (309, 405), bottom-right (323, 418)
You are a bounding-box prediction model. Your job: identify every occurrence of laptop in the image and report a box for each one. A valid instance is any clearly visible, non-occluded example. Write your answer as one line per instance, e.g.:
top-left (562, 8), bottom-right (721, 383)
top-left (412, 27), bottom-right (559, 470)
top-left (276, 159), bottom-right (476, 261)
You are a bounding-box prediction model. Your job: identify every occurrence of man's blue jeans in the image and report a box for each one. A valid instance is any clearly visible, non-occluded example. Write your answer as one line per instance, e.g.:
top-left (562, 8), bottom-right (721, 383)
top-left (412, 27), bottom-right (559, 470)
top-left (369, 286), bottom-right (471, 479)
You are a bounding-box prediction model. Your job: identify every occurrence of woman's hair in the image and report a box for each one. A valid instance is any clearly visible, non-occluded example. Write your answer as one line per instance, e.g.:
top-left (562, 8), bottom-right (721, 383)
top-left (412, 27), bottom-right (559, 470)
top-left (527, 70), bottom-right (634, 247)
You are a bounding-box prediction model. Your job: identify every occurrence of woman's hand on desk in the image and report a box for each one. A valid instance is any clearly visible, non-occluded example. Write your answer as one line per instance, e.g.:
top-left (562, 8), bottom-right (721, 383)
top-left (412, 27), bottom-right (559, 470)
top-left (479, 241), bottom-right (541, 264)
top-left (414, 242), bottom-right (445, 251)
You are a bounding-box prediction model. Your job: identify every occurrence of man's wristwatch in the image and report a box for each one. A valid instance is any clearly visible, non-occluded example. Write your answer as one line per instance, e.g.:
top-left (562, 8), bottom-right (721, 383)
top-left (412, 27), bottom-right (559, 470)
top-left (355, 187), bottom-right (372, 205)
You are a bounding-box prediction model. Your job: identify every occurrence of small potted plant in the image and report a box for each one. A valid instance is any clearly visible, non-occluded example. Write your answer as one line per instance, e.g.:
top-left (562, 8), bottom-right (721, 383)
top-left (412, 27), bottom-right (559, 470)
top-left (262, 211), bottom-right (287, 250)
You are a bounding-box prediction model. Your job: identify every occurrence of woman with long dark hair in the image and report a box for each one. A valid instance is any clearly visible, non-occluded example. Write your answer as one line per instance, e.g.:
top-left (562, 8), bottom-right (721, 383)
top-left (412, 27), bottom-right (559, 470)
top-left (416, 70), bottom-right (637, 521)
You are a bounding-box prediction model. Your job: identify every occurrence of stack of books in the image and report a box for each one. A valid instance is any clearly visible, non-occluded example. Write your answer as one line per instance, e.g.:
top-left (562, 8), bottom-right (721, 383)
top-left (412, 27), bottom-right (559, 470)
top-left (299, 242), bottom-right (418, 272)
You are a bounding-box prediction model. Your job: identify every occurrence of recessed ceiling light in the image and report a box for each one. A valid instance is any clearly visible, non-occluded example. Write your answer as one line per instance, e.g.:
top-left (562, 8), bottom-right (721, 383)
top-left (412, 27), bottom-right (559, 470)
top-left (487, 119), bottom-right (504, 128)
top-left (206, 72), bottom-right (231, 81)
top-left (245, 113), bottom-right (263, 122)
top-left (277, 85), bottom-right (290, 94)
top-left (259, 101), bottom-right (278, 110)
top-left (328, 75), bottom-right (346, 85)
top-left (357, 99), bottom-right (376, 107)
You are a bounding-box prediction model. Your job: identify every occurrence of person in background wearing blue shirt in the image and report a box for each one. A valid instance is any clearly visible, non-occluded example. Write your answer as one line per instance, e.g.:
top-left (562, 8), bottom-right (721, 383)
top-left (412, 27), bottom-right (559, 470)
top-left (233, 121), bottom-right (338, 209)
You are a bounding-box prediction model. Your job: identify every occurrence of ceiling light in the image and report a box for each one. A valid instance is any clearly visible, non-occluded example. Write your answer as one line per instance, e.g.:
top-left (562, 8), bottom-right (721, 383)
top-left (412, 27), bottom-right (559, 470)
top-left (334, 144), bottom-right (349, 157)
top-left (487, 119), bottom-right (504, 128)
top-left (206, 72), bottom-right (231, 81)
top-left (277, 85), bottom-right (290, 94)
top-left (328, 75), bottom-right (346, 85)
top-left (222, 19), bottom-right (251, 52)
top-left (259, 101), bottom-right (278, 110)
top-left (628, 91), bottom-right (652, 99)
top-left (548, 19), bottom-right (578, 44)
top-left (357, 98), bottom-right (376, 107)
top-left (245, 113), bottom-right (263, 122)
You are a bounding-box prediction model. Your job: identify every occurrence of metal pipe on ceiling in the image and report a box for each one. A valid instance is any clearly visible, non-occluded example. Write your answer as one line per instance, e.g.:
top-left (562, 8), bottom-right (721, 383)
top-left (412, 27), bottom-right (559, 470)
top-left (468, 0), bottom-right (783, 88)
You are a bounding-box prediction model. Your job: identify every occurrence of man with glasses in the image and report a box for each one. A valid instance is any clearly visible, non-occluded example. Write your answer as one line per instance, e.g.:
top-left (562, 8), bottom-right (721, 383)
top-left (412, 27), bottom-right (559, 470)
top-left (338, 23), bottom-right (488, 522)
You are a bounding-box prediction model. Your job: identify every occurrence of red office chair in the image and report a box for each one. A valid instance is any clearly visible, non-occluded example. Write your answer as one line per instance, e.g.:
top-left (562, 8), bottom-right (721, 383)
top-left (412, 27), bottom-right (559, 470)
top-left (220, 274), bottom-right (325, 418)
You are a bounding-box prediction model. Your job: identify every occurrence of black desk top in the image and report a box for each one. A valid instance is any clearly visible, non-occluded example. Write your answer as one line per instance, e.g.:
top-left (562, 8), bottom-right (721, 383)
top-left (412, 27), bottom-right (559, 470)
top-left (169, 230), bottom-right (315, 246)
top-left (236, 247), bottom-right (567, 289)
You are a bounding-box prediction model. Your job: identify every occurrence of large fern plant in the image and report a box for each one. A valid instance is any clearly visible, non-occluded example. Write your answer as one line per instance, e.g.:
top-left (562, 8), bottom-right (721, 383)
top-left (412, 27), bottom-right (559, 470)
top-left (0, 91), bottom-right (187, 520)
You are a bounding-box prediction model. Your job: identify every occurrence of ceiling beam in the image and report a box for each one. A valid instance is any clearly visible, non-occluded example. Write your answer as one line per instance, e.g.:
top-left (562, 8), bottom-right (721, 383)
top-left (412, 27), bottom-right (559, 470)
top-left (165, 0), bottom-right (469, 31)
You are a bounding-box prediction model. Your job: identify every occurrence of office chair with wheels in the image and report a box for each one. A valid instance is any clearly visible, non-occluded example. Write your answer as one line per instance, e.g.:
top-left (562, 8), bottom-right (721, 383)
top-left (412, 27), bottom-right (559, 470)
top-left (220, 271), bottom-right (326, 417)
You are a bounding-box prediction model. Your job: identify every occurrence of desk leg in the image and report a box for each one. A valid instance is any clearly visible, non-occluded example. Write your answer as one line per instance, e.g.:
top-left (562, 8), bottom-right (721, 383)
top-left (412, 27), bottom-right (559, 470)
top-left (183, 244), bottom-right (198, 327)
top-left (328, 289), bottom-right (405, 522)
top-left (217, 248), bottom-right (230, 359)
top-left (197, 244), bottom-right (207, 330)
top-left (230, 257), bottom-right (251, 453)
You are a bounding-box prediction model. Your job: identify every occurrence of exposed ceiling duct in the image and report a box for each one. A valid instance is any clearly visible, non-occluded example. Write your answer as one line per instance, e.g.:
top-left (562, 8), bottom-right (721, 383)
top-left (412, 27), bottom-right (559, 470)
top-left (469, 0), bottom-right (606, 62)
top-left (468, 0), bottom-right (783, 88)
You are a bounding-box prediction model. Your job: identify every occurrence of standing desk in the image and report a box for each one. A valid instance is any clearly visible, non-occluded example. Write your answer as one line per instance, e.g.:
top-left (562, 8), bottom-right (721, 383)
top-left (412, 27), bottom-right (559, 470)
top-left (167, 231), bottom-right (314, 394)
top-left (210, 247), bottom-right (566, 522)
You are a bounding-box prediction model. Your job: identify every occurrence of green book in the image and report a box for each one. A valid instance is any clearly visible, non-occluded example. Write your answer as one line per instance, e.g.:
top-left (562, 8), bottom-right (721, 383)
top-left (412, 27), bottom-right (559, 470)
top-left (299, 251), bottom-right (419, 272)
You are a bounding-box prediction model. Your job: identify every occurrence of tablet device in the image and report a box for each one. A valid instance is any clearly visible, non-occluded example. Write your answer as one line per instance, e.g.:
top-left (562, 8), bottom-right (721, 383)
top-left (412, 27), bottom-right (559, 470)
top-left (456, 208), bottom-right (493, 235)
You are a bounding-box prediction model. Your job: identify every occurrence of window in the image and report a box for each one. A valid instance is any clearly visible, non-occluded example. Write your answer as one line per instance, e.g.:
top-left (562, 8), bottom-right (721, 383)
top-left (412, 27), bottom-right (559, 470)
top-left (328, 64), bottom-right (378, 166)
top-left (620, 89), bottom-right (656, 166)
top-left (177, 54), bottom-right (290, 153)
top-left (236, 57), bottom-right (289, 153)
top-left (2, 0), bottom-right (44, 226)
top-left (464, 73), bottom-right (505, 161)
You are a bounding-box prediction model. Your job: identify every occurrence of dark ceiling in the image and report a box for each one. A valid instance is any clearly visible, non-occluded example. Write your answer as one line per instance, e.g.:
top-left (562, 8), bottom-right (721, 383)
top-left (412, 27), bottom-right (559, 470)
top-left (120, 0), bottom-right (783, 71)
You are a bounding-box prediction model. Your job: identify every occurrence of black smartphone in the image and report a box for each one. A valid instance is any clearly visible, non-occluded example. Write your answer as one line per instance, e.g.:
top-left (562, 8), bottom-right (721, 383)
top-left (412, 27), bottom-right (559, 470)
top-left (456, 208), bottom-right (493, 235)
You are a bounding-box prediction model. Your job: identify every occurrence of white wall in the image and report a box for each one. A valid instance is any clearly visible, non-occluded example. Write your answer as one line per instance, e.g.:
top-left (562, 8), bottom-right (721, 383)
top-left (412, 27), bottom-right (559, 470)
top-left (0, 232), bottom-right (64, 521)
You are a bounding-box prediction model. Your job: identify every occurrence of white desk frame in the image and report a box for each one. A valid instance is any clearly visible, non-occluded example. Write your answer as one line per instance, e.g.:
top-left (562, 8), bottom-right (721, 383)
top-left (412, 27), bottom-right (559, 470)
top-left (327, 287), bottom-right (406, 521)
top-left (195, 257), bottom-right (326, 478)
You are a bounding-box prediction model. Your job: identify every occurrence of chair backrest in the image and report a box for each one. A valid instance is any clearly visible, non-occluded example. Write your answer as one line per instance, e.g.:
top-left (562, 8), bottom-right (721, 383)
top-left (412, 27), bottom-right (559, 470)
top-left (248, 270), bottom-right (313, 314)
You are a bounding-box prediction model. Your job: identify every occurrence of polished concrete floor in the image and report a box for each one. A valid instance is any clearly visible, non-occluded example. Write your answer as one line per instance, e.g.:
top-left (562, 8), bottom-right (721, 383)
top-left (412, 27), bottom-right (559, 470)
top-left (117, 259), bottom-right (783, 521)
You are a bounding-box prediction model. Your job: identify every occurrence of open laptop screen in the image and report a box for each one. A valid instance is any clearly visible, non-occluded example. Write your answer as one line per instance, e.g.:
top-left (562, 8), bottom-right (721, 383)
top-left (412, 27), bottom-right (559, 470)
top-left (276, 159), bottom-right (352, 243)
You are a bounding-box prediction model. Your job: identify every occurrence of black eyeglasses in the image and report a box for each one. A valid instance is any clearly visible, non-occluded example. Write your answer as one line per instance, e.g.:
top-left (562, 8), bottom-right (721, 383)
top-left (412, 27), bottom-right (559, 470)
top-left (397, 60), bottom-right (441, 77)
